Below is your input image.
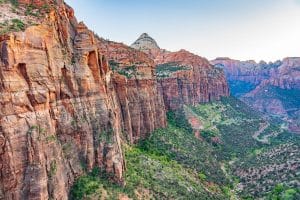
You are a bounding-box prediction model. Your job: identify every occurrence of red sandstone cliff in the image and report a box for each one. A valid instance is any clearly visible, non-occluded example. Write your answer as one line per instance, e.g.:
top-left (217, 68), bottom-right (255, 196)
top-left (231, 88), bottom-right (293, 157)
top-left (268, 57), bottom-right (300, 89)
top-left (0, 19), bottom-right (118, 200)
top-left (98, 39), bottom-right (167, 143)
top-left (131, 34), bottom-right (230, 110)
top-left (0, 2), bottom-right (230, 199)
top-left (0, 2), bottom-right (125, 199)
top-left (212, 57), bottom-right (300, 133)
top-left (156, 50), bottom-right (229, 110)
top-left (0, 1), bottom-right (168, 198)
top-left (211, 58), bottom-right (281, 85)
top-left (211, 57), bottom-right (300, 89)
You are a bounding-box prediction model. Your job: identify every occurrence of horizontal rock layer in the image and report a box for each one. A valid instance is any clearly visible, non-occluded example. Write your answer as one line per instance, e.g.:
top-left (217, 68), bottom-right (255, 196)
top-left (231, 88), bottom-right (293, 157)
top-left (0, 4), bottom-right (229, 200)
top-left (0, 4), bottom-right (126, 200)
top-left (131, 35), bottom-right (230, 110)
top-left (156, 50), bottom-right (229, 110)
top-left (212, 57), bottom-right (300, 133)
top-left (211, 57), bottom-right (300, 89)
top-left (98, 39), bottom-right (167, 143)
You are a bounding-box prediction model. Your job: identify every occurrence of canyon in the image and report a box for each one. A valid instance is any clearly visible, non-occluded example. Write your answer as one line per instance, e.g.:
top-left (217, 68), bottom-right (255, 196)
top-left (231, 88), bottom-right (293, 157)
top-left (131, 33), bottom-right (229, 110)
top-left (0, 1), bottom-right (229, 199)
top-left (1, 1), bottom-right (299, 199)
top-left (212, 57), bottom-right (300, 133)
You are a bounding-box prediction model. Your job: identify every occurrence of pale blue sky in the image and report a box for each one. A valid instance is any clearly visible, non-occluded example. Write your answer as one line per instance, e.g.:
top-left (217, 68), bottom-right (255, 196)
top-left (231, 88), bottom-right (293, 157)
top-left (65, 0), bottom-right (300, 61)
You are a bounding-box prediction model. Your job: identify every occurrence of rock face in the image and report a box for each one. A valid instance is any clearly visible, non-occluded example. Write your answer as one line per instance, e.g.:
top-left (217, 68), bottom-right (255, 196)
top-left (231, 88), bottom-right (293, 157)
top-left (0, 2), bottom-right (167, 198)
top-left (132, 34), bottom-right (230, 110)
top-left (211, 57), bottom-right (300, 90)
top-left (268, 57), bottom-right (300, 89)
top-left (212, 57), bottom-right (300, 133)
top-left (131, 33), bottom-right (160, 52)
top-left (0, 4), bottom-right (162, 199)
top-left (0, 3), bottom-right (229, 199)
top-left (18, 0), bottom-right (63, 6)
top-left (156, 50), bottom-right (229, 110)
top-left (98, 39), bottom-right (167, 143)
top-left (211, 57), bottom-right (282, 86)
top-left (0, 3), bottom-right (126, 200)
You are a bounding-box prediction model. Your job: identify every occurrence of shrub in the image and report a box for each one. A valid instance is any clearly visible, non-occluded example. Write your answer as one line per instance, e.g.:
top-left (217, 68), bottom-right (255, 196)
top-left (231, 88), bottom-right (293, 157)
top-left (156, 62), bottom-right (190, 78)
top-left (10, 0), bottom-right (18, 7)
top-left (49, 160), bottom-right (57, 178)
top-left (11, 18), bottom-right (25, 31)
top-left (70, 176), bottom-right (100, 200)
top-left (25, 4), bottom-right (39, 17)
top-left (198, 172), bottom-right (207, 181)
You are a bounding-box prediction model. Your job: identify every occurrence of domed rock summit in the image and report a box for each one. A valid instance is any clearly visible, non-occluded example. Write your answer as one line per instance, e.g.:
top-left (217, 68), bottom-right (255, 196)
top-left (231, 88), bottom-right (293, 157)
top-left (131, 33), bottom-right (160, 51)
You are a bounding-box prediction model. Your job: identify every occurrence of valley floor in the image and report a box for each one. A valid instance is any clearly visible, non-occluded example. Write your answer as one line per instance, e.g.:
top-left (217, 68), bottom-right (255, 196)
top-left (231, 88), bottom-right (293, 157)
top-left (71, 97), bottom-right (300, 200)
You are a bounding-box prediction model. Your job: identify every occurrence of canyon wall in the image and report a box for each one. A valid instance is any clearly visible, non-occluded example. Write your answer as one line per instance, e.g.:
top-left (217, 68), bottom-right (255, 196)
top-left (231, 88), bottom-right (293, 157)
top-left (155, 50), bottom-right (229, 110)
top-left (0, 1), bottom-right (166, 199)
top-left (98, 39), bottom-right (167, 143)
top-left (0, 8), bottom-right (127, 200)
top-left (212, 57), bottom-right (300, 89)
top-left (0, 2), bottom-right (229, 199)
top-left (212, 57), bottom-right (300, 133)
top-left (131, 34), bottom-right (230, 110)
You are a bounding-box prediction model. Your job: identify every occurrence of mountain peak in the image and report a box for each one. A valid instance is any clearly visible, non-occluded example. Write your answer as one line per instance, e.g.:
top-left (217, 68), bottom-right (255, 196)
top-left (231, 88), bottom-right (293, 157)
top-left (131, 33), bottom-right (160, 51)
top-left (140, 32), bottom-right (150, 38)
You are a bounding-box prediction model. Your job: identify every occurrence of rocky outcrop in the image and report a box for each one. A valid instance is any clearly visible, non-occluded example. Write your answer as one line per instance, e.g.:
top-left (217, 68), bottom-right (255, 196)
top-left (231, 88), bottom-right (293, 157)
top-left (0, 3), bottom-right (230, 199)
top-left (131, 33), bottom-right (160, 55)
top-left (156, 50), bottom-right (229, 110)
top-left (267, 57), bottom-right (300, 89)
top-left (0, 3), bottom-right (126, 200)
top-left (18, 0), bottom-right (63, 6)
top-left (211, 57), bottom-right (300, 90)
top-left (131, 34), bottom-right (230, 110)
top-left (212, 57), bottom-right (300, 133)
top-left (98, 39), bottom-right (167, 143)
top-left (211, 57), bottom-right (282, 86)
top-left (0, 4), bottom-right (170, 198)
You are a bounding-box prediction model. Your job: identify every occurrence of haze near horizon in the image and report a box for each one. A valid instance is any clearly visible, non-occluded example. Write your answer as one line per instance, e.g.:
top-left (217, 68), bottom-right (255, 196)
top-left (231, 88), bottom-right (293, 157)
top-left (65, 0), bottom-right (300, 62)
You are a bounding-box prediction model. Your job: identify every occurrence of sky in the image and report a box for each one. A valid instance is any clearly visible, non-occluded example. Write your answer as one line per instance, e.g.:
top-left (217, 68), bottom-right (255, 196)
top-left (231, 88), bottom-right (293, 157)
top-left (65, 0), bottom-right (300, 62)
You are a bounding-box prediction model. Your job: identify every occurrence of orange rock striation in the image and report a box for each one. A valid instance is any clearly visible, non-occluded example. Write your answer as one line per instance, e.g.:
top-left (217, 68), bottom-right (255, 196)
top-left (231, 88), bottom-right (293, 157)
top-left (131, 34), bottom-right (230, 110)
top-left (0, 2), bottom-right (229, 199)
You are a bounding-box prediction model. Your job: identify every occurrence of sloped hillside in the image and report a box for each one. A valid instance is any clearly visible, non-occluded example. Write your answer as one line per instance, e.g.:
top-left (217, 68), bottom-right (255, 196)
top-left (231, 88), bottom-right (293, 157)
top-left (212, 57), bottom-right (300, 133)
top-left (70, 113), bottom-right (230, 199)
top-left (190, 97), bottom-right (300, 199)
top-left (71, 96), bottom-right (300, 199)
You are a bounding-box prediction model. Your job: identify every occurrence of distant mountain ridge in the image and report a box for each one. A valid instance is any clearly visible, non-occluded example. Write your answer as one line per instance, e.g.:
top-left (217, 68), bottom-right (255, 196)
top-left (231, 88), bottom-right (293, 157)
top-left (212, 57), bottom-right (300, 133)
top-left (131, 33), bottom-right (229, 109)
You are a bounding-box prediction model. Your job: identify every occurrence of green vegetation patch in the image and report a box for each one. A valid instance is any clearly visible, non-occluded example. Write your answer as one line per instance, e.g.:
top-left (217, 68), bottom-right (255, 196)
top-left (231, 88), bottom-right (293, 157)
top-left (0, 0), bottom-right (19, 7)
top-left (0, 18), bottom-right (25, 34)
top-left (155, 62), bottom-right (191, 78)
top-left (267, 184), bottom-right (300, 200)
top-left (190, 97), bottom-right (266, 160)
top-left (70, 112), bottom-right (230, 199)
top-left (232, 132), bottom-right (300, 199)
top-left (70, 96), bottom-right (300, 199)
top-left (109, 60), bottom-right (139, 78)
top-left (70, 145), bottom-right (228, 200)
top-left (138, 111), bottom-right (229, 185)
top-left (190, 97), bottom-right (300, 199)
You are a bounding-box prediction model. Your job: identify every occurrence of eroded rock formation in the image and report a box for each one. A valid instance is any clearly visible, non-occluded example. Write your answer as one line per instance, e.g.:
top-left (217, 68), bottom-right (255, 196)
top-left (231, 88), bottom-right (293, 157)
top-left (0, 2), bottom-right (229, 199)
top-left (0, 3), bottom-right (126, 199)
top-left (211, 57), bottom-right (300, 89)
top-left (98, 39), bottom-right (167, 143)
top-left (212, 57), bottom-right (300, 133)
top-left (131, 34), bottom-right (230, 110)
